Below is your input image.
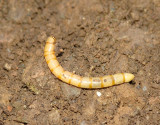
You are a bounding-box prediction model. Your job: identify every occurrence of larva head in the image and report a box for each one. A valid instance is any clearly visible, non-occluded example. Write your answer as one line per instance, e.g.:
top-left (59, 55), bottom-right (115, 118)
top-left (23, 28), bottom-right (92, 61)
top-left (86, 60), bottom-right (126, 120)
top-left (46, 36), bottom-right (56, 44)
top-left (124, 73), bottom-right (134, 82)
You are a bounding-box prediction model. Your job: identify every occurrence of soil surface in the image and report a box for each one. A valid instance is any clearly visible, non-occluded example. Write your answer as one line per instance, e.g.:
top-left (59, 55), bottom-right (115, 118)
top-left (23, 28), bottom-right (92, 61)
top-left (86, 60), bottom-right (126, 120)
top-left (0, 0), bottom-right (160, 125)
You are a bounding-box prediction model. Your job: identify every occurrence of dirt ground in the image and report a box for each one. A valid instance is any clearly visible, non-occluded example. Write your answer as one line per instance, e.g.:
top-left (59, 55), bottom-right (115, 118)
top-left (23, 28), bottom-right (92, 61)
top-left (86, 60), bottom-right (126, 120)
top-left (0, 0), bottom-right (160, 125)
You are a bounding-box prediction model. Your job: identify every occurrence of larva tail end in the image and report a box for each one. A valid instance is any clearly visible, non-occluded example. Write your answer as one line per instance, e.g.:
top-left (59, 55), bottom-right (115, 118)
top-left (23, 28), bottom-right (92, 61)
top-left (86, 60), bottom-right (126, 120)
top-left (124, 73), bottom-right (134, 83)
top-left (46, 36), bottom-right (56, 44)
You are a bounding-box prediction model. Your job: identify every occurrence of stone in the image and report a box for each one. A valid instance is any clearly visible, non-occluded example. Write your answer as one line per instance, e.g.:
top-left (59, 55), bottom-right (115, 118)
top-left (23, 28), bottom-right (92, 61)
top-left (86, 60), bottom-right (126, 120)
top-left (4, 63), bottom-right (12, 71)
top-left (60, 83), bottom-right (81, 99)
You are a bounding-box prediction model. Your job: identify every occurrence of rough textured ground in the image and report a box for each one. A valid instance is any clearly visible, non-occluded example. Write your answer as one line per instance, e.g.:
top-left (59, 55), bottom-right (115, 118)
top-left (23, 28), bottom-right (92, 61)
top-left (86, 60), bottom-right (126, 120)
top-left (0, 0), bottom-right (160, 125)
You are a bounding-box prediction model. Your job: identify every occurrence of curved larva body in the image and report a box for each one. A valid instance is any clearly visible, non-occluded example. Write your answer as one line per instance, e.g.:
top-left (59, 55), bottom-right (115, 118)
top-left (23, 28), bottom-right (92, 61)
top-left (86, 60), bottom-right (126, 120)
top-left (44, 37), bottom-right (134, 89)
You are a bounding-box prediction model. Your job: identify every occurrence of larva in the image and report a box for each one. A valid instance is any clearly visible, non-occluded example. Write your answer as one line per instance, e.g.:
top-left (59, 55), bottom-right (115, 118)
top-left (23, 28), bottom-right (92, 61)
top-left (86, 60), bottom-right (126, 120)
top-left (44, 37), bottom-right (134, 89)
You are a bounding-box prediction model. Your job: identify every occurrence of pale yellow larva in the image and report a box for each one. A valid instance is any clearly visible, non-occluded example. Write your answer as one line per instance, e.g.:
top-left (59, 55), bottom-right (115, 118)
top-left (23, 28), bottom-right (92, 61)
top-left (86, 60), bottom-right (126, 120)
top-left (44, 37), bottom-right (134, 89)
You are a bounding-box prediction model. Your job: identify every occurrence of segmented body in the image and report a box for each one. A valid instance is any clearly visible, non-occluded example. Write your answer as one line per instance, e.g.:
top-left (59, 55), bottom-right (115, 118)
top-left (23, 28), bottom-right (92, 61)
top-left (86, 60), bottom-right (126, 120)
top-left (44, 37), bottom-right (134, 89)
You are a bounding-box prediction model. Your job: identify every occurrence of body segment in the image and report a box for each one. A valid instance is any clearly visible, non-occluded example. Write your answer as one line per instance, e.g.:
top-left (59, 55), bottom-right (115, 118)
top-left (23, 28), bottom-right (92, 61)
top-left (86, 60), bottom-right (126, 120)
top-left (44, 37), bottom-right (134, 89)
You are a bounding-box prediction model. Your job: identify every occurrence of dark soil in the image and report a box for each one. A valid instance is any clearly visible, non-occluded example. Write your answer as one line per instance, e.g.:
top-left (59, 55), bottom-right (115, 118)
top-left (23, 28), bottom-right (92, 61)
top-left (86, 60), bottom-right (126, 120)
top-left (0, 0), bottom-right (160, 125)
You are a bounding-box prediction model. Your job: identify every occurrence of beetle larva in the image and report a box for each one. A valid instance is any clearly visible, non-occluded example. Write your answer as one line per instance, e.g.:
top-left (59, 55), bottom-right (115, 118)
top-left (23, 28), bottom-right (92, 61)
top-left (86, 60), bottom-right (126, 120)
top-left (44, 37), bottom-right (134, 89)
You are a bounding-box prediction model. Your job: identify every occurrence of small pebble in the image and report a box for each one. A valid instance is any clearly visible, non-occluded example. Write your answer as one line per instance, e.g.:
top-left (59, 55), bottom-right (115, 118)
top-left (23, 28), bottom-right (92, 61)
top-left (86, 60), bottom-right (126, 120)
top-left (7, 48), bottom-right (11, 53)
top-left (7, 105), bottom-right (13, 112)
top-left (94, 59), bottom-right (98, 63)
top-left (110, 2), bottom-right (115, 12)
top-left (8, 54), bottom-right (15, 60)
top-left (60, 49), bottom-right (64, 52)
top-left (136, 84), bottom-right (141, 89)
top-left (80, 121), bottom-right (87, 125)
top-left (82, 17), bottom-right (86, 20)
top-left (142, 86), bottom-right (147, 91)
top-left (131, 10), bottom-right (140, 21)
top-left (48, 110), bottom-right (60, 123)
top-left (36, 49), bottom-right (42, 56)
top-left (96, 91), bottom-right (102, 97)
top-left (146, 115), bottom-right (149, 120)
top-left (101, 65), bottom-right (105, 71)
top-left (23, 105), bottom-right (27, 109)
top-left (4, 63), bottom-right (12, 71)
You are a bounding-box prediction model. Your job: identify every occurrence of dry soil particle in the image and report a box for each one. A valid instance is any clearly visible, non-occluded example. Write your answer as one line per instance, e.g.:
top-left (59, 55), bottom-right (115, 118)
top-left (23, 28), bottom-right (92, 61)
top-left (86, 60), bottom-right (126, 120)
top-left (0, 0), bottom-right (160, 125)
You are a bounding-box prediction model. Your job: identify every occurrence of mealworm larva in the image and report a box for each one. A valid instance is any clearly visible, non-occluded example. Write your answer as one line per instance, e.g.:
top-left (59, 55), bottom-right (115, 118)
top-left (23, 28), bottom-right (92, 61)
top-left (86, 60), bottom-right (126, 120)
top-left (44, 37), bottom-right (134, 89)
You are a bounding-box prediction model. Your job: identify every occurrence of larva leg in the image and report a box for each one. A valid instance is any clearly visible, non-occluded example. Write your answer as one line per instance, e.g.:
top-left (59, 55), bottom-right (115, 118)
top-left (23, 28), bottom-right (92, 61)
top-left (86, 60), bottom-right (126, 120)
top-left (44, 37), bottom-right (135, 89)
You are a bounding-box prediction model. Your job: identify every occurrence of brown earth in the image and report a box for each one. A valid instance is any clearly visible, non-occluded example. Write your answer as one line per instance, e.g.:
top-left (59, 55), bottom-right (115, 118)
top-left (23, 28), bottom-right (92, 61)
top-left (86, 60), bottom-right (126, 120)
top-left (0, 0), bottom-right (160, 125)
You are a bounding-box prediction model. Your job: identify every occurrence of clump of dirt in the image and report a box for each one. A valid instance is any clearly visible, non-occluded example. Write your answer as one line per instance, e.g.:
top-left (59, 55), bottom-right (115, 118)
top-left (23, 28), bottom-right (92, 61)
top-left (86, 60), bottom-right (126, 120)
top-left (0, 0), bottom-right (160, 125)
